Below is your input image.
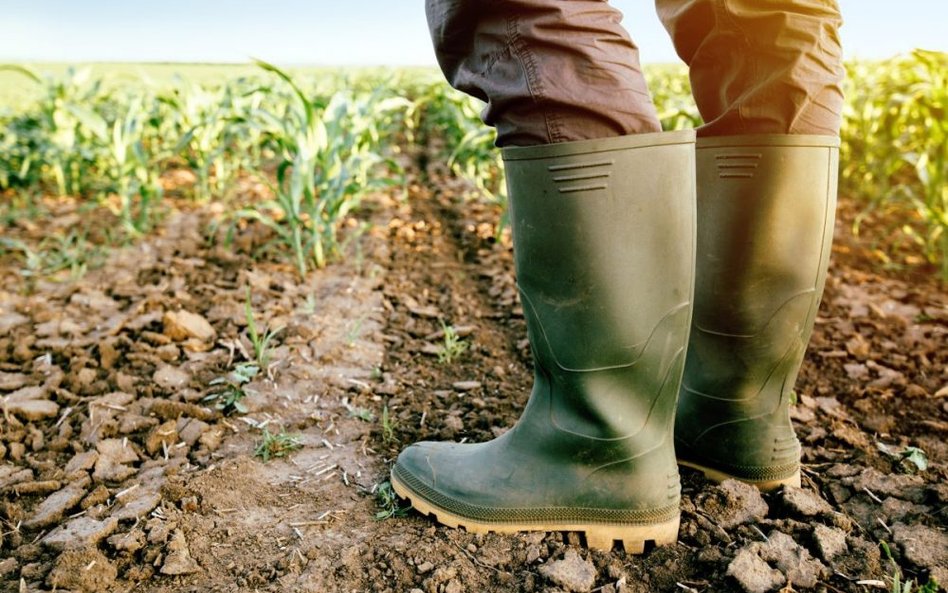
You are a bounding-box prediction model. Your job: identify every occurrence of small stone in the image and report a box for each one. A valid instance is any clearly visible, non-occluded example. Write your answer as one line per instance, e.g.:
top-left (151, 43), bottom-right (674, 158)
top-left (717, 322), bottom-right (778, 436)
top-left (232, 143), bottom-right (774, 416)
top-left (153, 365), bottom-right (191, 391)
top-left (47, 546), bottom-right (117, 593)
top-left (163, 310), bottom-right (216, 342)
top-left (781, 486), bottom-right (834, 518)
top-left (42, 516), bottom-right (119, 551)
top-left (24, 477), bottom-right (91, 528)
top-left (145, 419), bottom-right (179, 455)
top-left (417, 561), bottom-right (434, 574)
top-left (812, 524), bottom-right (848, 562)
top-left (727, 547), bottom-right (785, 593)
top-left (444, 579), bottom-right (463, 593)
top-left (160, 529), bottom-right (200, 575)
top-left (452, 381), bottom-right (482, 392)
top-left (539, 549), bottom-right (597, 593)
top-left (698, 479), bottom-right (769, 529)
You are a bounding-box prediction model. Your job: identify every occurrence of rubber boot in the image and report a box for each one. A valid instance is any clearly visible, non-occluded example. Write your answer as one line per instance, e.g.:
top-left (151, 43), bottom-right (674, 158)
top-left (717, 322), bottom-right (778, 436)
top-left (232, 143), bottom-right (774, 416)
top-left (392, 130), bottom-right (696, 552)
top-left (675, 134), bottom-right (839, 491)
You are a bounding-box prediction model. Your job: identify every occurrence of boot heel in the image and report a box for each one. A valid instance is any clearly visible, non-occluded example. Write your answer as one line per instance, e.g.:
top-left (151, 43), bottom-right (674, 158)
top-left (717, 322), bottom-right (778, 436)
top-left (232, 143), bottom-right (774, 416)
top-left (678, 458), bottom-right (801, 491)
top-left (584, 516), bottom-right (680, 553)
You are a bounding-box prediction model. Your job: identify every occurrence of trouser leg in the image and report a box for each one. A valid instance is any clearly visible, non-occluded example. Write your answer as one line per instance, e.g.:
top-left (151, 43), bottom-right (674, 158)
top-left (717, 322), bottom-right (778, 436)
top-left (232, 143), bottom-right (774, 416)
top-left (426, 0), bottom-right (662, 146)
top-left (656, 0), bottom-right (845, 136)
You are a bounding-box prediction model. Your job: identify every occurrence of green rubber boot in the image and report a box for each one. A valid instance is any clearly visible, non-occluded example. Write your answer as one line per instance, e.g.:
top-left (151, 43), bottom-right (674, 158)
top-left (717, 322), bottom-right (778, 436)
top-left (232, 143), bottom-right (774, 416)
top-left (392, 130), bottom-right (696, 552)
top-left (675, 134), bottom-right (839, 491)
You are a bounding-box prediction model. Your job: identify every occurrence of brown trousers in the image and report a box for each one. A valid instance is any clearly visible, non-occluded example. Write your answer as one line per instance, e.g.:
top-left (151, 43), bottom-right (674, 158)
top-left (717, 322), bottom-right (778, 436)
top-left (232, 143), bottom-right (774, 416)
top-left (426, 0), bottom-right (844, 146)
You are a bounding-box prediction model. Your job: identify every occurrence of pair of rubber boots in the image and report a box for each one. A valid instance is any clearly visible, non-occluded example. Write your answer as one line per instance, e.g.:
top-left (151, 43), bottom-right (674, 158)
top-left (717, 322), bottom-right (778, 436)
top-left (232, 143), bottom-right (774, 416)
top-left (392, 130), bottom-right (838, 553)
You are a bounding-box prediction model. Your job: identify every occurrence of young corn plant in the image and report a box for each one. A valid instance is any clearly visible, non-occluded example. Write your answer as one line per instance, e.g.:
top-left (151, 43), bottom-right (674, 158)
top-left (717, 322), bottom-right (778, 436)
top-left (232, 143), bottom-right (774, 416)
top-left (103, 95), bottom-right (164, 237)
top-left (205, 362), bottom-right (259, 414)
top-left (436, 321), bottom-right (468, 365)
top-left (254, 427), bottom-right (302, 462)
top-left (237, 60), bottom-right (402, 276)
top-left (3, 65), bottom-right (110, 196)
top-left (245, 287), bottom-right (283, 368)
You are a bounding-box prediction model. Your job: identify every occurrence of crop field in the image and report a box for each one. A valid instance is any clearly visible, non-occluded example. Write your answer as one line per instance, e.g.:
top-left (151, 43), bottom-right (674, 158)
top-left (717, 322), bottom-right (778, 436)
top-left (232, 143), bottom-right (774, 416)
top-left (0, 53), bottom-right (945, 593)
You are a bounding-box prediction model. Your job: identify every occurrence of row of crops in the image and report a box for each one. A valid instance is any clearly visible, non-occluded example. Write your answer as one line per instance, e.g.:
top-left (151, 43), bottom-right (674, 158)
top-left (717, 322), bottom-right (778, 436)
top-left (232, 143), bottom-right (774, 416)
top-left (1, 50), bottom-right (945, 278)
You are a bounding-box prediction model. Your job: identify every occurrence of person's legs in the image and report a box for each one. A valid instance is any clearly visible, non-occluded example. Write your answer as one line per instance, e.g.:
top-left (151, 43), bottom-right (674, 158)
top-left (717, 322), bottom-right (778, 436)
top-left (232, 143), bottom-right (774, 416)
top-left (426, 0), bottom-right (662, 145)
top-left (657, 0), bottom-right (844, 136)
top-left (393, 1), bottom-right (697, 551)
top-left (657, 0), bottom-right (844, 489)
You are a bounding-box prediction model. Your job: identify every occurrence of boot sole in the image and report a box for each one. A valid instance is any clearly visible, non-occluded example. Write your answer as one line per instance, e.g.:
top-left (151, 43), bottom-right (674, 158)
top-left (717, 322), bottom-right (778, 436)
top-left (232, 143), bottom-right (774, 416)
top-left (677, 459), bottom-right (801, 491)
top-left (391, 472), bottom-right (679, 553)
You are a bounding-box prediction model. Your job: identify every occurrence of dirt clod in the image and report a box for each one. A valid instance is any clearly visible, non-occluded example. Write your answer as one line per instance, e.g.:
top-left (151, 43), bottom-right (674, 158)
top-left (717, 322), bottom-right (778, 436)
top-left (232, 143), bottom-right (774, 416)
top-left (162, 310), bottom-right (216, 342)
top-left (697, 479), bottom-right (769, 529)
top-left (93, 438), bottom-right (139, 482)
top-left (812, 523), bottom-right (848, 562)
top-left (727, 546), bottom-right (786, 593)
top-left (145, 419), bottom-right (179, 455)
top-left (735, 531), bottom-right (828, 590)
top-left (23, 476), bottom-right (91, 528)
top-left (42, 515), bottom-right (119, 551)
top-left (160, 528), bottom-right (201, 575)
top-left (153, 365), bottom-right (191, 391)
top-left (780, 486), bottom-right (835, 518)
top-left (3, 398), bottom-right (60, 421)
top-left (539, 549), bottom-right (597, 593)
top-left (46, 546), bottom-right (117, 593)
top-left (891, 522), bottom-right (948, 584)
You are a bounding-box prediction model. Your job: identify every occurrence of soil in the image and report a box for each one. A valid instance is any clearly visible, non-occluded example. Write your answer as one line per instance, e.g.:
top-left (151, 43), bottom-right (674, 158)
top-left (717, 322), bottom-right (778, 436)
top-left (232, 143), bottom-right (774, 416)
top-left (0, 143), bottom-right (945, 593)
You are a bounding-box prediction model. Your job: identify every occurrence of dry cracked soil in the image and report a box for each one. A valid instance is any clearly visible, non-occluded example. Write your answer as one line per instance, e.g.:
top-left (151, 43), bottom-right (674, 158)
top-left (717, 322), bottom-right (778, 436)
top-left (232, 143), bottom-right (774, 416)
top-left (0, 146), bottom-right (946, 593)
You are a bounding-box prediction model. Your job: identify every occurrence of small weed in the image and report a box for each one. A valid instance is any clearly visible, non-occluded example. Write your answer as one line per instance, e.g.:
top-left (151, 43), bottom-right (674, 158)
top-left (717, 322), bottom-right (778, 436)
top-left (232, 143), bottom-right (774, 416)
top-left (374, 480), bottom-right (409, 520)
top-left (876, 442), bottom-right (929, 473)
top-left (381, 405), bottom-right (395, 443)
top-left (300, 293), bottom-right (318, 315)
top-left (343, 398), bottom-right (375, 422)
top-left (880, 541), bottom-right (940, 593)
top-left (1, 231), bottom-right (105, 284)
top-left (437, 320), bottom-right (468, 365)
top-left (245, 287), bottom-right (284, 368)
top-left (254, 427), bottom-right (302, 462)
top-left (205, 362), bottom-right (259, 414)
top-left (346, 314), bottom-right (367, 346)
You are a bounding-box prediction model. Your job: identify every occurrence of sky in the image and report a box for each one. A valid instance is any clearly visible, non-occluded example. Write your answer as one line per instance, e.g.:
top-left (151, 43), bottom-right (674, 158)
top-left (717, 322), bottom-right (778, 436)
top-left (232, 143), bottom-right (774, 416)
top-left (1, 0), bottom-right (945, 66)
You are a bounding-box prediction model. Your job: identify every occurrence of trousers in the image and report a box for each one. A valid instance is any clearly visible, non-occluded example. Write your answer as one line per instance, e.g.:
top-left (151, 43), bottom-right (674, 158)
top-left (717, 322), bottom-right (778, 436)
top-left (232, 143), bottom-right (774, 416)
top-left (426, 0), bottom-right (845, 146)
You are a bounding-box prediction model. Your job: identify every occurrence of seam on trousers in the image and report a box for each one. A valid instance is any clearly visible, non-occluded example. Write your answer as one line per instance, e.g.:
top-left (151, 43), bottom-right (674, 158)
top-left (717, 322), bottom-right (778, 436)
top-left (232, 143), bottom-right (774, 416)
top-left (506, 13), bottom-right (557, 144)
top-left (717, 0), bottom-right (751, 134)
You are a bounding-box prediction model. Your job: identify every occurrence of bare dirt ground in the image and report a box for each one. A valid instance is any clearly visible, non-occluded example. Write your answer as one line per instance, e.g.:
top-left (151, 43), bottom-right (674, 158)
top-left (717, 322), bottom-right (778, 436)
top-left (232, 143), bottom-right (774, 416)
top-left (1, 149), bottom-right (946, 593)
